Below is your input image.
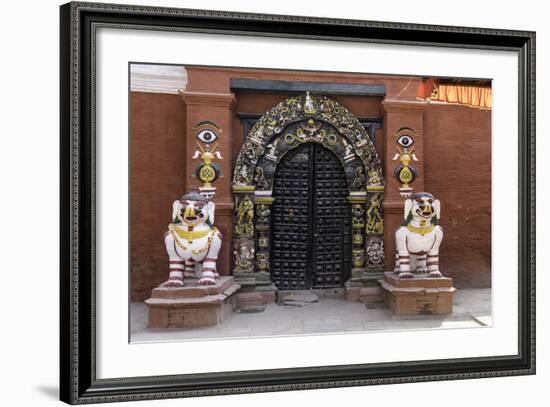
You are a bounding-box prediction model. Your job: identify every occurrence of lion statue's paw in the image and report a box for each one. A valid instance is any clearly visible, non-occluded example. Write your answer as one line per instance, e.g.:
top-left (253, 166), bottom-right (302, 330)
top-left (198, 277), bottom-right (216, 286)
top-left (161, 279), bottom-right (184, 288)
top-left (428, 271), bottom-right (442, 278)
top-left (198, 270), bottom-right (216, 286)
top-left (398, 272), bottom-right (415, 279)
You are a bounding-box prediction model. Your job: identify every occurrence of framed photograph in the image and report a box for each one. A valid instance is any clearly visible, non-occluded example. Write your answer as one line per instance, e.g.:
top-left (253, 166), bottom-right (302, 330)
top-left (60, 1), bottom-right (535, 404)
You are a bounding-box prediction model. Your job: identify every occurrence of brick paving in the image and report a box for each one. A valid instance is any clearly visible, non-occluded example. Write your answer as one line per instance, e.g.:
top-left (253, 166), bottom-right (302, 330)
top-left (130, 288), bottom-right (491, 342)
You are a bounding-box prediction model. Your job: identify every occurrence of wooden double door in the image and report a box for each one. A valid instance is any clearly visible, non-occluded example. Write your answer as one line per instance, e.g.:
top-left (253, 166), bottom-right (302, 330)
top-left (270, 142), bottom-right (352, 290)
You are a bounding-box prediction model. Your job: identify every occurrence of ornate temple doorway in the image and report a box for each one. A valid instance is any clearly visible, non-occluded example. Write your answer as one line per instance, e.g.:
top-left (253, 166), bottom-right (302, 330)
top-left (270, 143), bottom-right (352, 290)
top-left (232, 93), bottom-right (385, 289)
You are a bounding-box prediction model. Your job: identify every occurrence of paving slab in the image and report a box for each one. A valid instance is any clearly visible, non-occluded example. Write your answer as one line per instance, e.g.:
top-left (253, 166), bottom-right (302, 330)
top-left (130, 288), bottom-right (492, 342)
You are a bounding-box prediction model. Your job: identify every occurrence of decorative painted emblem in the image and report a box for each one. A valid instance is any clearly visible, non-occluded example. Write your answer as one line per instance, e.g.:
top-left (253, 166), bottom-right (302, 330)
top-left (193, 120), bottom-right (221, 144)
top-left (392, 128), bottom-right (419, 197)
top-left (192, 142), bottom-right (223, 198)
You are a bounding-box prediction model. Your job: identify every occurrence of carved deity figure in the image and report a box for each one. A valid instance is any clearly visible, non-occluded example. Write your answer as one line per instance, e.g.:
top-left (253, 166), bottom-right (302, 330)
top-left (235, 196), bottom-right (254, 237)
top-left (366, 193), bottom-right (384, 234)
top-left (394, 192), bottom-right (444, 279)
top-left (162, 192), bottom-right (222, 287)
top-left (366, 237), bottom-right (384, 267)
top-left (234, 241), bottom-right (254, 271)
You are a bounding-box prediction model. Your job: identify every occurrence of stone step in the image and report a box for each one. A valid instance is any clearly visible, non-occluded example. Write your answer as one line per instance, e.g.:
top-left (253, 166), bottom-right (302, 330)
top-left (151, 276), bottom-right (236, 299)
top-left (236, 292), bottom-right (265, 313)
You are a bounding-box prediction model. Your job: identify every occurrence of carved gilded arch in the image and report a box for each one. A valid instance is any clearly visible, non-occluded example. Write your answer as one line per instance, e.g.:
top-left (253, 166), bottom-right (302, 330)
top-left (233, 93), bottom-right (384, 188)
top-left (254, 119), bottom-right (369, 193)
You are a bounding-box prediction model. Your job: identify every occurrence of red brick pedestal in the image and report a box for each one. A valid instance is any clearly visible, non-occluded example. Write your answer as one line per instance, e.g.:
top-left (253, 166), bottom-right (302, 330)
top-left (379, 272), bottom-right (456, 315)
top-left (145, 276), bottom-right (240, 328)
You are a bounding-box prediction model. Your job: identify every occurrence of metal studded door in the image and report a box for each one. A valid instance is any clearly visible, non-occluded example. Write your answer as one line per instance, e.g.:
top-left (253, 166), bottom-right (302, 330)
top-left (271, 142), bottom-right (351, 290)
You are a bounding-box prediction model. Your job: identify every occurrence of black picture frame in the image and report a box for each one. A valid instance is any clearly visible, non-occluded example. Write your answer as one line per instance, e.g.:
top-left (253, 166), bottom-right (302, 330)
top-left (60, 1), bottom-right (536, 404)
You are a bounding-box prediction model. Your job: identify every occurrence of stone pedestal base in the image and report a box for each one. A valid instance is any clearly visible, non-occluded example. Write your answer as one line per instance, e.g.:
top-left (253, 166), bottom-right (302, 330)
top-left (235, 284), bottom-right (277, 312)
top-left (379, 272), bottom-right (456, 315)
top-left (345, 286), bottom-right (383, 303)
top-left (145, 276), bottom-right (240, 328)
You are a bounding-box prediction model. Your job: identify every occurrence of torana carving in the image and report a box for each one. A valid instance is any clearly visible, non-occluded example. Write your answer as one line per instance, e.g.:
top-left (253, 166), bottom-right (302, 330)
top-left (233, 93), bottom-right (383, 189)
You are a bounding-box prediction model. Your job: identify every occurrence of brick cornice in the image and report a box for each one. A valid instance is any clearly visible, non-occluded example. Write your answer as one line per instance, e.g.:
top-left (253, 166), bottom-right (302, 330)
top-left (382, 99), bottom-right (428, 113)
top-left (383, 199), bottom-right (405, 214)
top-left (214, 201), bottom-right (235, 215)
top-left (179, 91), bottom-right (236, 107)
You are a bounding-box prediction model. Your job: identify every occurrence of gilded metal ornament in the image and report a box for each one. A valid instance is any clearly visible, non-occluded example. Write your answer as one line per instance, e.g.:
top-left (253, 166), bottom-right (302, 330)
top-left (232, 93), bottom-right (383, 188)
top-left (255, 203), bottom-right (271, 226)
top-left (254, 166), bottom-right (270, 190)
top-left (191, 142), bottom-right (223, 188)
top-left (235, 195), bottom-right (254, 237)
top-left (366, 236), bottom-right (385, 269)
top-left (366, 193), bottom-right (384, 234)
top-left (352, 249), bottom-right (366, 268)
top-left (234, 238), bottom-right (255, 272)
top-left (367, 167), bottom-right (383, 187)
top-left (351, 203), bottom-right (366, 228)
top-left (350, 166), bottom-right (366, 190)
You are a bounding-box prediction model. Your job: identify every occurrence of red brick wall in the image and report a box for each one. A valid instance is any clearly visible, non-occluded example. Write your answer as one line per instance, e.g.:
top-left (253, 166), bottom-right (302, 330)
top-left (423, 104), bottom-right (492, 288)
top-left (130, 66), bottom-right (491, 301)
top-left (130, 92), bottom-right (186, 301)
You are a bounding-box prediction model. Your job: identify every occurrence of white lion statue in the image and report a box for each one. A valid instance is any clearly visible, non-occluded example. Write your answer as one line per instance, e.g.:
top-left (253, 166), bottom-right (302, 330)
top-left (162, 192), bottom-right (222, 287)
top-left (394, 192), bottom-right (443, 279)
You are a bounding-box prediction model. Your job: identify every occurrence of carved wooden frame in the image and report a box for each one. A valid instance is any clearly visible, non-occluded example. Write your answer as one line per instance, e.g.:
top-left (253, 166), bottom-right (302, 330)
top-left (60, 2), bottom-right (535, 404)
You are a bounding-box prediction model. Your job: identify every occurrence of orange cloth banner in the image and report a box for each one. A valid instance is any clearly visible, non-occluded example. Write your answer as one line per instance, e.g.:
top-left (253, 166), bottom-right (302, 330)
top-left (416, 79), bottom-right (492, 110)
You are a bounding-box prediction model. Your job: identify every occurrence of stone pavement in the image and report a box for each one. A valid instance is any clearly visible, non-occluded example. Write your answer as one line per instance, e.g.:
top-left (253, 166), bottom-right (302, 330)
top-left (130, 288), bottom-right (491, 342)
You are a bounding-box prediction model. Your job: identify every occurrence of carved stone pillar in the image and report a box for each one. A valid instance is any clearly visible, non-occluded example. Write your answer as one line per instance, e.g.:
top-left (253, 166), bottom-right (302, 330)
top-left (180, 91), bottom-right (236, 275)
top-left (382, 100), bottom-right (426, 270)
top-left (254, 195), bottom-right (275, 285)
top-left (348, 194), bottom-right (367, 285)
top-left (232, 186), bottom-right (256, 286)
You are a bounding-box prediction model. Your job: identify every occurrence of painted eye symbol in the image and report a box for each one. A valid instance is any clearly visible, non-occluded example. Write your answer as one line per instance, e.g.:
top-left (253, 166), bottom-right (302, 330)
top-left (197, 129), bottom-right (218, 144)
top-left (397, 134), bottom-right (414, 147)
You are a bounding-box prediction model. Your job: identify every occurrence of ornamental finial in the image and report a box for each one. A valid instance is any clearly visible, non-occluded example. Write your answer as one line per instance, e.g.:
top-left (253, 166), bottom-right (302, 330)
top-left (304, 91), bottom-right (316, 115)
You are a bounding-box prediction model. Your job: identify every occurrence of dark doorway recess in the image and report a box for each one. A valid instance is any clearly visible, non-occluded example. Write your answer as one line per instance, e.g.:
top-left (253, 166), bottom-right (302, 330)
top-left (270, 142), bottom-right (352, 290)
